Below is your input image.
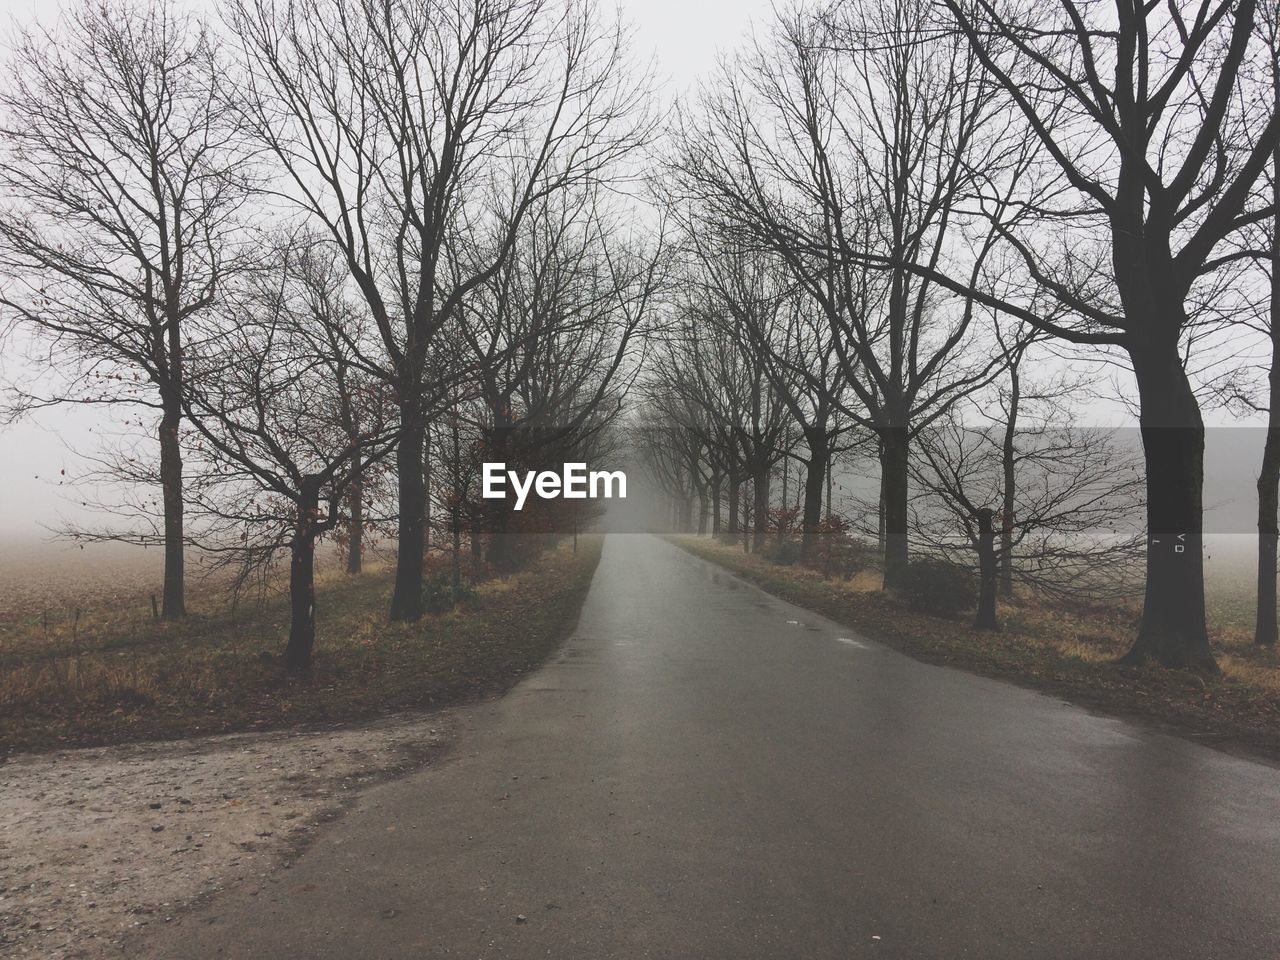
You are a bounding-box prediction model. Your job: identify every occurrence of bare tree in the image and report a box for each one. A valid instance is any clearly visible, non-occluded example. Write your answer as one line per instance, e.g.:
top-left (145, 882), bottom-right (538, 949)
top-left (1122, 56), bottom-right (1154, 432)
top-left (908, 0), bottom-right (1280, 669)
top-left (642, 315), bottom-right (748, 537)
top-left (649, 271), bottom-right (792, 551)
top-left (695, 253), bottom-right (814, 553)
top-left (1213, 5), bottom-right (1280, 647)
top-left (1252, 20), bottom-right (1280, 648)
top-left (226, 0), bottom-right (653, 619)
top-left (429, 395), bottom-right (488, 593)
top-left (0, 0), bottom-right (248, 618)
top-left (184, 235), bottom-right (399, 671)
top-left (633, 401), bottom-right (704, 530)
top-left (670, 0), bottom-right (1018, 587)
top-left (458, 186), bottom-right (662, 569)
top-left (284, 238), bottom-right (387, 576)
top-left (911, 371), bottom-right (1145, 630)
top-left (684, 235), bottom-right (850, 560)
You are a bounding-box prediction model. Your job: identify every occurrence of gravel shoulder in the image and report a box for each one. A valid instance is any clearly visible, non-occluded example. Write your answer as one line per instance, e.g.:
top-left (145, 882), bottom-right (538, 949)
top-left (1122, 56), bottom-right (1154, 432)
top-left (0, 712), bottom-right (452, 959)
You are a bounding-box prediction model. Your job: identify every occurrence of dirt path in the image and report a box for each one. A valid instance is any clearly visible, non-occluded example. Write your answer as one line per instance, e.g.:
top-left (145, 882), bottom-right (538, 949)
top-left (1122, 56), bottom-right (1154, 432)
top-left (0, 713), bottom-right (448, 959)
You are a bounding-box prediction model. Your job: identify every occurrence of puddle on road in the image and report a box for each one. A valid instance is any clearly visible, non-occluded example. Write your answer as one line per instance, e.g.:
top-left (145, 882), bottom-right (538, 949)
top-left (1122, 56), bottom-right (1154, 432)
top-left (780, 618), bottom-right (823, 632)
top-left (836, 637), bottom-right (871, 650)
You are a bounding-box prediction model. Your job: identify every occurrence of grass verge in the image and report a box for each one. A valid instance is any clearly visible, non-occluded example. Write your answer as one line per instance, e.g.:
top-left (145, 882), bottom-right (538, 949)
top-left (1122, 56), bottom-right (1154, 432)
top-left (669, 534), bottom-right (1280, 760)
top-left (0, 536), bottom-right (603, 757)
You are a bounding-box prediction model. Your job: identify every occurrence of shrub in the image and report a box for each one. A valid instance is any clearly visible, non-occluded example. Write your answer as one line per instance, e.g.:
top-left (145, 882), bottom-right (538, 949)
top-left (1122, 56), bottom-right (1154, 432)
top-left (808, 516), bottom-right (873, 579)
top-left (422, 573), bottom-right (477, 614)
top-left (761, 539), bottom-right (803, 566)
top-left (897, 556), bottom-right (976, 618)
top-left (767, 505), bottom-right (801, 540)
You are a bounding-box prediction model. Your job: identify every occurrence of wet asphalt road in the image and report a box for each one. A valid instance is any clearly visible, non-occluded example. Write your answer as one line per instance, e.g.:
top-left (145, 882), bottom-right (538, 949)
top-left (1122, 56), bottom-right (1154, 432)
top-left (137, 534), bottom-right (1280, 959)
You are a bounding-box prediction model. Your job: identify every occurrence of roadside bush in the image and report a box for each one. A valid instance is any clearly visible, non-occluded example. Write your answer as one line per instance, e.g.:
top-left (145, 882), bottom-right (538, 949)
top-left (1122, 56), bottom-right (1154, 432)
top-left (767, 505), bottom-right (801, 541)
top-left (761, 539), bottom-right (803, 566)
top-left (422, 573), bottom-right (477, 614)
top-left (897, 556), bottom-right (976, 618)
top-left (808, 516), bottom-right (874, 579)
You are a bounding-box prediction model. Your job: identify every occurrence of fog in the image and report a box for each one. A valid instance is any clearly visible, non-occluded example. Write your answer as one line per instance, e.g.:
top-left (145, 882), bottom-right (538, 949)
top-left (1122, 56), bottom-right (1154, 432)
top-left (0, 0), bottom-right (1269, 557)
top-left (0, 0), bottom-right (780, 540)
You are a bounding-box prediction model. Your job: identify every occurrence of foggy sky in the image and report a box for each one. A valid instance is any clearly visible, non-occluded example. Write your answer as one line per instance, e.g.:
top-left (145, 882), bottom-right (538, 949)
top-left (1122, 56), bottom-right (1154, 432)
top-left (0, 0), bottom-right (779, 538)
top-left (0, 0), bottom-right (1265, 540)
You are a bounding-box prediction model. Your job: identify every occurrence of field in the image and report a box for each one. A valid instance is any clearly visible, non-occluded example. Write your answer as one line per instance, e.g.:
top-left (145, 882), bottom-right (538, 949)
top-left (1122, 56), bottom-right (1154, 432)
top-left (4, 531), bottom-right (1275, 758)
top-left (0, 539), bottom-right (191, 634)
top-left (1203, 534), bottom-right (1270, 633)
top-left (671, 534), bottom-right (1280, 758)
top-left (0, 536), bottom-right (603, 756)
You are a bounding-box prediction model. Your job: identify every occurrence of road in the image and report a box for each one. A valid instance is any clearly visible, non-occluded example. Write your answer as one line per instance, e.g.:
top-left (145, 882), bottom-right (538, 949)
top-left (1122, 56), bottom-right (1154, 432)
top-left (137, 534), bottom-right (1280, 959)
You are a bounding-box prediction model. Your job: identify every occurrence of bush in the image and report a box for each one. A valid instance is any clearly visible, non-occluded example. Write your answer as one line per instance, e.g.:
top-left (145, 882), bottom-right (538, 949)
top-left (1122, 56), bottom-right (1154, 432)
top-left (767, 506), bottom-right (801, 540)
top-left (761, 539), bottom-right (803, 566)
top-left (422, 573), bottom-right (477, 614)
top-left (808, 516), bottom-right (874, 579)
top-left (897, 556), bottom-right (976, 618)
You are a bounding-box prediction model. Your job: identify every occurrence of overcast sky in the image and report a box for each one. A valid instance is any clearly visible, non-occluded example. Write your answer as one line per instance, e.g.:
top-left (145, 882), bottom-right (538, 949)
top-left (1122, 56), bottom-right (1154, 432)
top-left (0, 0), bottom-right (1262, 542)
top-left (0, 0), bottom-right (777, 538)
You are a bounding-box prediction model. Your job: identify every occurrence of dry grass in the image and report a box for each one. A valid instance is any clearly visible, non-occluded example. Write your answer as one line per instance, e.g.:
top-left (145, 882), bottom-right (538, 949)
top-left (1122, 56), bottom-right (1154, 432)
top-left (671, 535), bottom-right (1280, 758)
top-left (0, 537), bottom-right (603, 757)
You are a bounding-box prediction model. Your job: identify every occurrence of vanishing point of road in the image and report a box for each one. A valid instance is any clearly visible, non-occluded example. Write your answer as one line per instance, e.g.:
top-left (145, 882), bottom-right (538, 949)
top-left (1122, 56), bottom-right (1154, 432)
top-left (137, 534), bottom-right (1280, 959)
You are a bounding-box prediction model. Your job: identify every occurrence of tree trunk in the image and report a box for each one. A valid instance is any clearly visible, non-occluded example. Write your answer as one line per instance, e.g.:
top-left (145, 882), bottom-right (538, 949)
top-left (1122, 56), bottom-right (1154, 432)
top-left (485, 422), bottom-right (517, 571)
top-left (390, 410), bottom-right (426, 620)
top-left (1257, 422), bottom-right (1278, 645)
top-left (727, 476), bottom-right (740, 536)
top-left (1000, 361), bottom-right (1020, 598)
top-left (800, 439), bottom-right (826, 562)
top-left (1257, 329), bottom-right (1280, 649)
top-left (158, 398), bottom-right (185, 619)
top-left (284, 479), bottom-right (321, 672)
top-left (879, 426), bottom-right (910, 591)
top-left (1258, 135), bottom-right (1280, 648)
top-left (451, 505), bottom-right (462, 592)
top-left (975, 508), bottom-right (999, 630)
top-left (697, 490), bottom-right (709, 534)
top-left (1119, 337), bottom-right (1217, 671)
top-left (346, 460), bottom-right (363, 575)
top-left (711, 472), bottom-right (722, 536)
top-left (751, 465), bottom-right (769, 552)
top-left (422, 427), bottom-right (432, 557)
top-left (877, 448), bottom-right (886, 556)
top-left (470, 515), bottom-right (483, 582)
